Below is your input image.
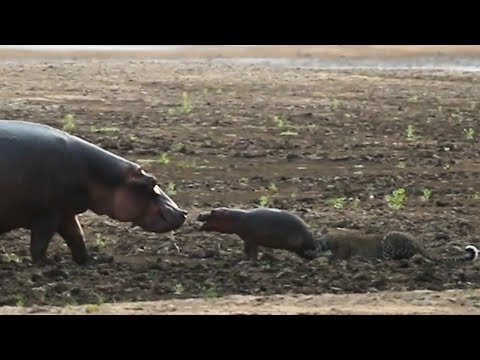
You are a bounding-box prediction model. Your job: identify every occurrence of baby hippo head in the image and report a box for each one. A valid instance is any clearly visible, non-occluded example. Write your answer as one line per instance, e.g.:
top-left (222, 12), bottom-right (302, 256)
top-left (197, 207), bottom-right (241, 234)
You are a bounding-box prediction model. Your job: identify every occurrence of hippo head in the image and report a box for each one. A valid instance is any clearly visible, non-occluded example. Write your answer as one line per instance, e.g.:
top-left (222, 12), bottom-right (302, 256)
top-left (197, 207), bottom-right (229, 229)
top-left (91, 165), bottom-right (187, 233)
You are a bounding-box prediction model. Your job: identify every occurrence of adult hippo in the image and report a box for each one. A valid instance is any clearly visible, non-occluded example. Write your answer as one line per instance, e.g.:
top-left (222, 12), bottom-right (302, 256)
top-left (0, 120), bottom-right (187, 265)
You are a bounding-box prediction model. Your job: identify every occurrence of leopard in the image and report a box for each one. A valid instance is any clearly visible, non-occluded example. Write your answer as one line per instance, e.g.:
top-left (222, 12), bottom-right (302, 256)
top-left (315, 227), bottom-right (479, 263)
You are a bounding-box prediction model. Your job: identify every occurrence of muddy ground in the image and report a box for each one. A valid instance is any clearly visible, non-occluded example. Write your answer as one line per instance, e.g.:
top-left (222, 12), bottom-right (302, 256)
top-left (1, 46), bottom-right (480, 314)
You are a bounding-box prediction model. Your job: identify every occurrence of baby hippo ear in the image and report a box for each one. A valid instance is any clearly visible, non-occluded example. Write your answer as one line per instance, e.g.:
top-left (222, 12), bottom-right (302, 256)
top-left (125, 166), bottom-right (157, 188)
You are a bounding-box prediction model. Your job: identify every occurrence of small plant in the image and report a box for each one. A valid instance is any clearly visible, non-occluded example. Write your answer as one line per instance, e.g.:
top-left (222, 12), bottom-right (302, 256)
top-left (405, 125), bottom-right (417, 141)
top-left (95, 234), bottom-right (106, 247)
top-left (166, 182), bottom-right (177, 196)
top-left (85, 304), bottom-right (100, 314)
top-left (258, 181), bottom-right (280, 207)
top-left (173, 283), bottom-right (185, 295)
top-left (94, 293), bottom-right (105, 305)
top-left (3, 253), bottom-right (21, 263)
top-left (202, 286), bottom-right (219, 298)
top-left (15, 295), bottom-right (25, 307)
top-left (397, 161), bottom-right (407, 169)
top-left (328, 197), bottom-right (347, 209)
top-left (421, 188), bottom-right (432, 202)
top-left (327, 197), bottom-right (359, 209)
top-left (268, 182), bottom-right (278, 193)
top-left (464, 128), bottom-right (476, 141)
top-left (63, 113), bottom-right (76, 132)
top-left (259, 195), bottom-right (272, 207)
top-left (385, 188), bottom-right (407, 210)
top-left (181, 92), bottom-right (192, 114)
top-left (157, 153), bottom-right (171, 165)
top-left (273, 115), bottom-right (285, 129)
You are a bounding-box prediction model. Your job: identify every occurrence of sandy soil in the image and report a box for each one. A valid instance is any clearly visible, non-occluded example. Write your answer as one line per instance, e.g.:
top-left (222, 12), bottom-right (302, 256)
top-left (2, 45), bottom-right (480, 60)
top-left (2, 288), bottom-right (480, 315)
top-left (1, 46), bottom-right (480, 314)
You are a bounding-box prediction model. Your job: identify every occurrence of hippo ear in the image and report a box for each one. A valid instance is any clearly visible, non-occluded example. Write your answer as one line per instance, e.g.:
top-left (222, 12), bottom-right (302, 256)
top-left (125, 167), bottom-right (157, 189)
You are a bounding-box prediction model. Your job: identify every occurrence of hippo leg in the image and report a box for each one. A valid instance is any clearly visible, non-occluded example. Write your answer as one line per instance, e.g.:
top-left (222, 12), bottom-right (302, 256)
top-left (30, 216), bottom-right (61, 265)
top-left (243, 238), bottom-right (259, 262)
top-left (57, 215), bottom-right (89, 265)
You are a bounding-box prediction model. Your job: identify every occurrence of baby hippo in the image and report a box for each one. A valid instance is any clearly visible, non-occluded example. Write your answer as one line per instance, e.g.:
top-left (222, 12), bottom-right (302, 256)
top-left (197, 207), bottom-right (318, 261)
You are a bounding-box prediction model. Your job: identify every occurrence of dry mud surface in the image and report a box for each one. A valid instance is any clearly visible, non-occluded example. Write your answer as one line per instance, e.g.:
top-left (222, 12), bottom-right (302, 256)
top-left (1, 47), bottom-right (480, 314)
top-left (3, 45), bottom-right (480, 60)
top-left (3, 289), bottom-right (480, 315)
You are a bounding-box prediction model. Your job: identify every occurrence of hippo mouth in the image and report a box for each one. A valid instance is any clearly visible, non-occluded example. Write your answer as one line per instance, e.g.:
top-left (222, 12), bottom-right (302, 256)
top-left (197, 212), bottom-right (211, 222)
top-left (159, 204), bottom-right (188, 231)
top-left (138, 207), bottom-right (187, 233)
top-left (136, 185), bottom-right (188, 233)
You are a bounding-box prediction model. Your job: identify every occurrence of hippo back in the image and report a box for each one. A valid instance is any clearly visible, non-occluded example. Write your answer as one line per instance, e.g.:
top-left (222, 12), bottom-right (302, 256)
top-left (244, 208), bottom-right (313, 239)
top-left (0, 120), bottom-right (134, 229)
top-left (0, 121), bottom-right (86, 215)
top-left (0, 120), bottom-right (81, 177)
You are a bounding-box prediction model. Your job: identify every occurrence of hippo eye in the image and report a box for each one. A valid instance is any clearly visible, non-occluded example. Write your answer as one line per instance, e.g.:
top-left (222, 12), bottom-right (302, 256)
top-left (128, 179), bottom-right (154, 197)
